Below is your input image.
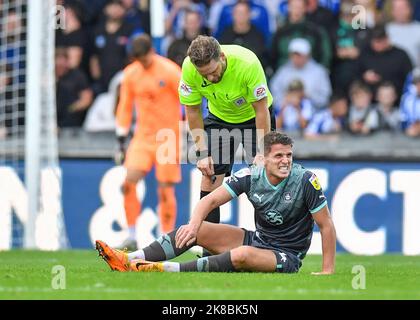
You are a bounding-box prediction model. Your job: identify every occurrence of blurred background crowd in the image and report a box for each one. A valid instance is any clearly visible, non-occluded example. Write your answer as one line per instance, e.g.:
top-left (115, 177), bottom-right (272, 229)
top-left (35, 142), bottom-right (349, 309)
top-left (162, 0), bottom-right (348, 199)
top-left (2, 0), bottom-right (420, 140)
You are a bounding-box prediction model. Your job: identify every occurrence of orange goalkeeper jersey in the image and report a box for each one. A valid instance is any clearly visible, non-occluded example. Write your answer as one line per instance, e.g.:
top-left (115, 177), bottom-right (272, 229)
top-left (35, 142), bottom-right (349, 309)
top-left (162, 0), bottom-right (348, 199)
top-left (116, 54), bottom-right (182, 141)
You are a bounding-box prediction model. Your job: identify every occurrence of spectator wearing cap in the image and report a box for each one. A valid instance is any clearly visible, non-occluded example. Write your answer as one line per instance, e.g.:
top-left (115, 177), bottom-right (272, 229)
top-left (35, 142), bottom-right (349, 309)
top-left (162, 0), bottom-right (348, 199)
top-left (304, 94), bottom-right (348, 140)
top-left (270, 38), bottom-right (331, 110)
top-left (275, 79), bottom-right (315, 133)
top-left (357, 24), bottom-right (412, 100)
top-left (400, 68), bottom-right (420, 137)
top-left (270, 0), bottom-right (332, 70)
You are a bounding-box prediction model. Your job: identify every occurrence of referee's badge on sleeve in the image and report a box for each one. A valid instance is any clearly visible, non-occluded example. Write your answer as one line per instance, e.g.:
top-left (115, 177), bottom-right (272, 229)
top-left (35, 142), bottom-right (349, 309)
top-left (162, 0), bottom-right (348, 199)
top-left (179, 81), bottom-right (192, 96)
top-left (254, 84), bottom-right (267, 100)
top-left (309, 173), bottom-right (321, 190)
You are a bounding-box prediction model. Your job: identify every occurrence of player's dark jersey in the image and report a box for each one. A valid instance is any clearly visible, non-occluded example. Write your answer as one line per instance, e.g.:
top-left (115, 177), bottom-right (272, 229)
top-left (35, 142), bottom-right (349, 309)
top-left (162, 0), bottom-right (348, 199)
top-left (223, 163), bottom-right (327, 259)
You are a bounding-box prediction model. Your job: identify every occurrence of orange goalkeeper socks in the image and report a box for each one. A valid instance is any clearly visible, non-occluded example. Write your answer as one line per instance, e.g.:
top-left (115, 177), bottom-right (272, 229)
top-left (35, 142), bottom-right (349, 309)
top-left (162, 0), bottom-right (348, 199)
top-left (123, 181), bottom-right (141, 228)
top-left (157, 186), bottom-right (177, 234)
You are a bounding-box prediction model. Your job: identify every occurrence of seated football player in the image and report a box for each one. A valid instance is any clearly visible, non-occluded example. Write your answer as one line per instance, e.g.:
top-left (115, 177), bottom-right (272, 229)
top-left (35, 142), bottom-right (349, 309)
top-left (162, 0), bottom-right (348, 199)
top-left (96, 132), bottom-right (336, 274)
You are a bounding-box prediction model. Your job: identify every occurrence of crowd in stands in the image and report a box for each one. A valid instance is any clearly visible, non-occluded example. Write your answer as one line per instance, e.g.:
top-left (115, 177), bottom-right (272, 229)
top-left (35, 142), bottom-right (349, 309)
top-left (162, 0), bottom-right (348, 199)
top-left (0, 5), bottom-right (26, 138)
top-left (3, 0), bottom-right (420, 139)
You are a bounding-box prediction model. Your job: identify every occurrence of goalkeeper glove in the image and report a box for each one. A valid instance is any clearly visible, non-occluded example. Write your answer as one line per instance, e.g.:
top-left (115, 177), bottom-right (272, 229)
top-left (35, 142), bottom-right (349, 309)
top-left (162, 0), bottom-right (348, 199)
top-left (114, 135), bottom-right (128, 165)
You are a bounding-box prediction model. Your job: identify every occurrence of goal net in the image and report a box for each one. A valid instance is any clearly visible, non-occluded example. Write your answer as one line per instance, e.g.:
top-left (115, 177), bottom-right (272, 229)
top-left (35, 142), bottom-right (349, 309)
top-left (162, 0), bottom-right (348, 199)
top-left (0, 0), bottom-right (68, 250)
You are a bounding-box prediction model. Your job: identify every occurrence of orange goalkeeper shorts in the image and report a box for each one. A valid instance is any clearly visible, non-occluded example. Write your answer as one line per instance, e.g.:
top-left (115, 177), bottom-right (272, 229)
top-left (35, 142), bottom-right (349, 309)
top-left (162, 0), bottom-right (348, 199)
top-left (124, 137), bottom-right (181, 184)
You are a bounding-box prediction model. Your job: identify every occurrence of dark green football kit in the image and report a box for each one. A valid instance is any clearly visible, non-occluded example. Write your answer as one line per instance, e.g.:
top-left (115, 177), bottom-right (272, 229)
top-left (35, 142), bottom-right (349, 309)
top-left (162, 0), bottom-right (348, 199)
top-left (223, 163), bottom-right (327, 273)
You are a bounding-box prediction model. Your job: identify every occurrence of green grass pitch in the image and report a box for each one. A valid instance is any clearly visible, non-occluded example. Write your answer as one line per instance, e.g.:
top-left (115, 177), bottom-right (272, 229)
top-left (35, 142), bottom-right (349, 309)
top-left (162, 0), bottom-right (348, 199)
top-left (1, 250), bottom-right (419, 300)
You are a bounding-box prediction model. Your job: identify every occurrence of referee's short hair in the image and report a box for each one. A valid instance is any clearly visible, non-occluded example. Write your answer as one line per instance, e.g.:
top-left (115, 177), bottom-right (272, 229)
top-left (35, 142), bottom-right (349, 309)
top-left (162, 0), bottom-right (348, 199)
top-left (263, 132), bottom-right (294, 155)
top-left (187, 35), bottom-right (221, 67)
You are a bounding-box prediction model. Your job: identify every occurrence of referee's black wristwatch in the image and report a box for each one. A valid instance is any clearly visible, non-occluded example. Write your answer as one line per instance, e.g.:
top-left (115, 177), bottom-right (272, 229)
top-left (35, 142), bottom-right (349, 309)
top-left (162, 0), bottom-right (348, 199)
top-left (196, 149), bottom-right (209, 160)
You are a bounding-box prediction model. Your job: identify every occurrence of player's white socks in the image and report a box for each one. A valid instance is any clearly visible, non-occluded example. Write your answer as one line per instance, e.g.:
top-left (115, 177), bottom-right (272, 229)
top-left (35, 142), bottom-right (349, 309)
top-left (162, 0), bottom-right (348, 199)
top-left (128, 249), bottom-right (145, 261)
top-left (128, 226), bottom-right (136, 240)
top-left (162, 262), bottom-right (180, 272)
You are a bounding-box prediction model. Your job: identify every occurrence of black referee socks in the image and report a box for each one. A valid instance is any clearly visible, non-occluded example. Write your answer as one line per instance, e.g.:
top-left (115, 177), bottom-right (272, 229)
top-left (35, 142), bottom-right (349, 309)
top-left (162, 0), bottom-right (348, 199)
top-left (200, 190), bottom-right (220, 223)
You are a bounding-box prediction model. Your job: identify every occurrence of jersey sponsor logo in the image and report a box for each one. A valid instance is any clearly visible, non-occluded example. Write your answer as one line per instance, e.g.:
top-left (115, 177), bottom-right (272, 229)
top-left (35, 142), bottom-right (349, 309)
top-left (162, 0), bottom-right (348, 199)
top-left (201, 80), bottom-right (212, 87)
top-left (234, 97), bottom-right (246, 107)
top-left (283, 191), bottom-right (292, 203)
top-left (253, 85), bottom-right (267, 99)
top-left (265, 209), bottom-right (283, 225)
top-left (309, 173), bottom-right (321, 190)
top-left (179, 81), bottom-right (192, 96)
top-left (253, 193), bottom-right (265, 203)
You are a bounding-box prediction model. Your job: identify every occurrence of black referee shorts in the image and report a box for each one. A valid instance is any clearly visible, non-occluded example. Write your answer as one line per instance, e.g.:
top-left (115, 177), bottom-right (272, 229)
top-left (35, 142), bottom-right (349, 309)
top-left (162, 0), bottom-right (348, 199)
top-left (203, 107), bottom-right (276, 176)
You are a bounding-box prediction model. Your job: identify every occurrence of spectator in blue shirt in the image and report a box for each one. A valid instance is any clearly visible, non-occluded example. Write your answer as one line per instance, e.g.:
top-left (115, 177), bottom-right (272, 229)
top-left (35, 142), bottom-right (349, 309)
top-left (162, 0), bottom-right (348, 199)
top-left (276, 79), bottom-right (315, 133)
top-left (165, 0), bottom-right (208, 40)
top-left (218, 1), bottom-right (267, 67)
top-left (304, 94), bottom-right (348, 140)
top-left (211, 0), bottom-right (273, 46)
top-left (400, 68), bottom-right (420, 137)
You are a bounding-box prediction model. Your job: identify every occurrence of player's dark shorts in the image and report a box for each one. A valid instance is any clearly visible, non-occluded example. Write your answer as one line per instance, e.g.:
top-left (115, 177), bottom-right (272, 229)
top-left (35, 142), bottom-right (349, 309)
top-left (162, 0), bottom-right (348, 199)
top-left (242, 229), bottom-right (302, 273)
top-left (203, 107), bottom-right (276, 176)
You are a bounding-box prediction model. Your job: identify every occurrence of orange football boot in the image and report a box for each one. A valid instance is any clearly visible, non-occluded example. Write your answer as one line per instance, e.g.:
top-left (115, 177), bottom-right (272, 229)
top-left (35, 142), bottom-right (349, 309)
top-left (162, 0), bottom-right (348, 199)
top-left (96, 240), bottom-right (130, 272)
top-left (130, 259), bottom-right (164, 272)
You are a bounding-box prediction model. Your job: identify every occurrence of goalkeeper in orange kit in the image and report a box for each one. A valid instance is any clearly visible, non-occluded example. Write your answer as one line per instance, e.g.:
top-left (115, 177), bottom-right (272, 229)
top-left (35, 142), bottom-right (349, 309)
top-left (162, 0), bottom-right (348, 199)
top-left (115, 34), bottom-right (182, 250)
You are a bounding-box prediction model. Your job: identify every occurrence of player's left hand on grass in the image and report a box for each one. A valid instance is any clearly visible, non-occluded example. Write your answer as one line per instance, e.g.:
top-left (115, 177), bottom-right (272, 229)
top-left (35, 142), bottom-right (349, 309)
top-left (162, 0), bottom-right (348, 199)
top-left (175, 223), bottom-right (199, 248)
top-left (114, 135), bottom-right (128, 165)
top-left (114, 149), bottom-right (126, 165)
top-left (311, 270), bottom-right (334, 275)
